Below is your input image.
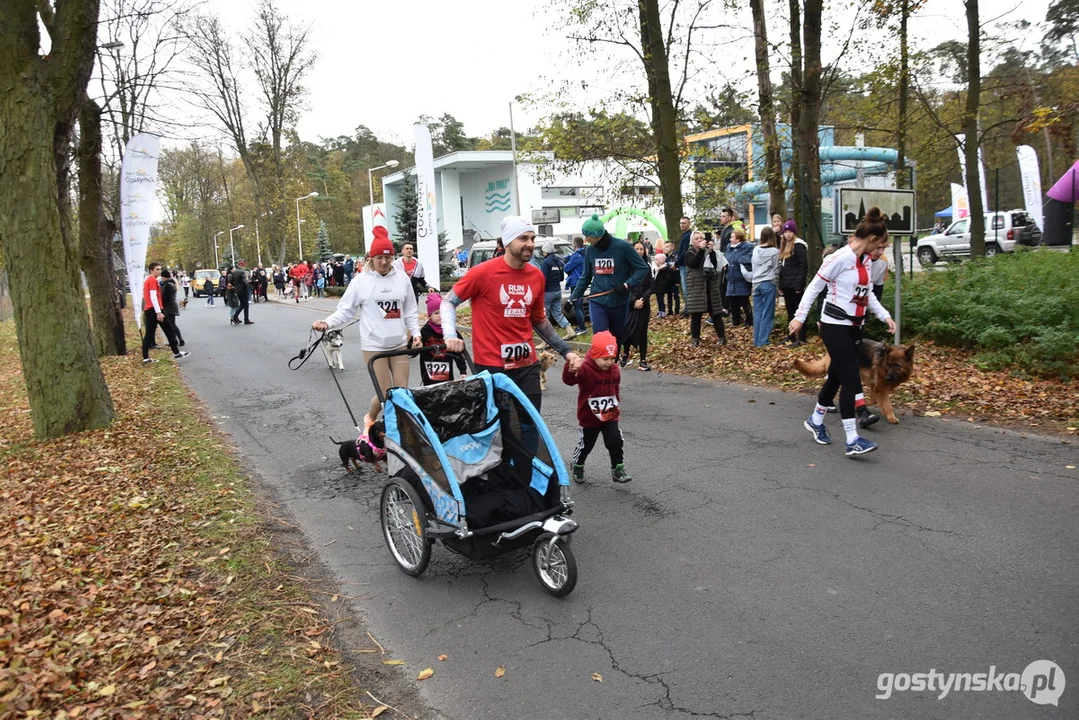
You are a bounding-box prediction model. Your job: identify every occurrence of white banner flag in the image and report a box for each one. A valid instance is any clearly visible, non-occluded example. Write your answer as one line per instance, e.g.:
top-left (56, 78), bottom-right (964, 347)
top-left (956, 134), bottom-right (989, 211)
top-left (413, 124), bottom-right (440, 292)
top-left (950, 183), bottom-right (970, 220)
top-left (363, 203), bottom-right (387, 249)
top-left (120, 134), bottom-right (160, 329)
top-left (1016, 145), bottom-right (1044, 231)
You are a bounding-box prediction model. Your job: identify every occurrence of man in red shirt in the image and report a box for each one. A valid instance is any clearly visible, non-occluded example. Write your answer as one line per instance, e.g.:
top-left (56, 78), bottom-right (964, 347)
top-left (141, 262), bottom-right (188, 364)
top-left (442, 216), bottom-right (582, 411)
top-left (288, 261), bottom-right (307, 303)
top-left (394, 242), bottom-right (437, 298)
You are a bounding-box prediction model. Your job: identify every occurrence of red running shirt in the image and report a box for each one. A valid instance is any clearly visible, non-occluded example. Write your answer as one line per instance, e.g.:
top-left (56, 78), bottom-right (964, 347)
top-left (143, 275), bottom-right (160, 312)
top-left (451, 258), bottom-right (546, 368)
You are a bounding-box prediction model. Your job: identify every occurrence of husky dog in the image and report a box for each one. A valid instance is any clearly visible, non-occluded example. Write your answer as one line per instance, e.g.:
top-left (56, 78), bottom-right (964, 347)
top-left (320, 329), bottom-right (345, 371)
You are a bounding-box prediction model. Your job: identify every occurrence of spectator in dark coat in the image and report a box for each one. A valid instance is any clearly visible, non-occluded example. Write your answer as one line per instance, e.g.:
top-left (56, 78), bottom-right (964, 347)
top-left (619, 241), bottom-right (655, 370)
top-left (159, 269), bottom-right (185, 346)
top-left (723, 226), bottom-right (754, 327)
top-left (685, 232), bottom-right (727, 347)
top-left (778, 220), bottom-right (809, 345)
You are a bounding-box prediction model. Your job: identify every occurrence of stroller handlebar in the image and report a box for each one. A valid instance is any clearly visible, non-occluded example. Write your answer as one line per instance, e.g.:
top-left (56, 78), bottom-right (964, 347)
top-left (367, 344), bottom-right (476, 405)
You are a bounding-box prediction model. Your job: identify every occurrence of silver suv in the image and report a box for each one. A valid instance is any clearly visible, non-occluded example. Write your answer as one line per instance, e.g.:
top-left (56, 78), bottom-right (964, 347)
top-left (916, 210), bottom-right (1042, 266)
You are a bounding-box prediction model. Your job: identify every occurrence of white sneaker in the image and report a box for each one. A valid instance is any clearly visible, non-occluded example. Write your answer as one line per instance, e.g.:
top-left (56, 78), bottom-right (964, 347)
top-left (174, 351), bottom-right (190, 359)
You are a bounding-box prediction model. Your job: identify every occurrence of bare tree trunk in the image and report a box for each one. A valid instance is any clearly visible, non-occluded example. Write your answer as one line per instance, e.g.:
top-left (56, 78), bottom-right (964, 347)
top-left (797, 0), bottom-right (825, 272)
top-left (964, 0), bottom-right (985, 256)
top-left (788, 0), bottom-right (804, 235)
top-left (0, 0), bottom-right (116, 440)
top-left (78, 96), bottom-right (126, 356)
top-left (638, 0), bottom-right (684, 243)
top-left (896, 0), bottom-right (910, 188)
top-left (751, 0), bottom-right (786, 219)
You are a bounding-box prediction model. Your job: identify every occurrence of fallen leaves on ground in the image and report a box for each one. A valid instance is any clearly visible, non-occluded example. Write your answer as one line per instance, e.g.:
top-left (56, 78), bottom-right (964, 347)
top-left (416, 668), bottom-right (434, 681)
top-left (0, 321), bottom-right (373, 717)
top-left (645, 315), bottom-right (1078, 433)
top-left (495, 666), bottom-right (506, 678)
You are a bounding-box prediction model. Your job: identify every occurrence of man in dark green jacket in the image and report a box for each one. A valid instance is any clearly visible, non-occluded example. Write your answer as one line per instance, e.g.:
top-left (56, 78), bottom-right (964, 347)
top-left (571, 214), bottom-right (650, 347)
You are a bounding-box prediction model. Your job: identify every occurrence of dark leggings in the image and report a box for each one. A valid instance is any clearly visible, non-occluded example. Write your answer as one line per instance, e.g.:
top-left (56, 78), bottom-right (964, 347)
top-left (619, 311), bottom-right (650, 362)
top-left (573, 422), bottom-right (624, 467)
top-left (656, 288), bottom-right (679, 314)
top-left (782, 287), bottom-right (807, 341)
top-left (690, 282), bottom-right (726, 340)
top-left (729, 295), bottom-right (751, 326)
top-left (817, 323), bottom-right (864, 420)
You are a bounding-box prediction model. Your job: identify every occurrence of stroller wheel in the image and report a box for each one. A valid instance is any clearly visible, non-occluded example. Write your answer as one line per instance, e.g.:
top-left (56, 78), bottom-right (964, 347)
top-left (380, 479), bottom-right (432, 577)
top-left (531, 532), bottom-right (577, 597)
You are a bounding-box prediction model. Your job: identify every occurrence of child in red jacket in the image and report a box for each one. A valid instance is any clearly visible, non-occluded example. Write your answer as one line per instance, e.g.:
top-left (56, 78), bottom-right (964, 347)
top-left (563, 330), bottom-right (631, 484)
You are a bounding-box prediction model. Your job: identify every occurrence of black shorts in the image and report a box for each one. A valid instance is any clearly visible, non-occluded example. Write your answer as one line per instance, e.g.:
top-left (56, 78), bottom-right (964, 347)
top-left (475, 361), bottom-right (541, 410)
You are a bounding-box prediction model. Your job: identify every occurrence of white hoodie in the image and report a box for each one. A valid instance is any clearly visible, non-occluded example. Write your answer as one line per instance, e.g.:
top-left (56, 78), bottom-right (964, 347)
top-left (323, 266), bottom-right (420, 351)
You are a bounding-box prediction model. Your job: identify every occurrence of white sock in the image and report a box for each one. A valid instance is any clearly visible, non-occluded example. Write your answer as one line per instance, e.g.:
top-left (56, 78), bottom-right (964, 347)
top-left (842, 418), bottom-right (859, 443)
top-left (811, 404), bottom-right (828, 426)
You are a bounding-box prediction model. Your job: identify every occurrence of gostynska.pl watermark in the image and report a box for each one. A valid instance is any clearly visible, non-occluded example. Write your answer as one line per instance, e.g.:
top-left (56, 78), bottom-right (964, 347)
top-left (876, 660), bottom-right (1065, 706)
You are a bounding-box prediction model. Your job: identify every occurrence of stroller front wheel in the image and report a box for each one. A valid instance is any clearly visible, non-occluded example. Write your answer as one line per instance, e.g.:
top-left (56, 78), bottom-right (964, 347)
top-left (532, 532), bottom-right (577, 597)
top-left (380, 479), bottom-right (432, 577)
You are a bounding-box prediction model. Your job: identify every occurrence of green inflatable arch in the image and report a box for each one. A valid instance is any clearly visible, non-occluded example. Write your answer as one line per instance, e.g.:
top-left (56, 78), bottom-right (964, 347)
top-left (599, 207), bottom-right (669, 241)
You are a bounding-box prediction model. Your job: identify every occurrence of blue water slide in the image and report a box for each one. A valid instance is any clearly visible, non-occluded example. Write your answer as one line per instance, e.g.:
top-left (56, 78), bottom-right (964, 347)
top-left (738, 145), bottom-right (899, 198)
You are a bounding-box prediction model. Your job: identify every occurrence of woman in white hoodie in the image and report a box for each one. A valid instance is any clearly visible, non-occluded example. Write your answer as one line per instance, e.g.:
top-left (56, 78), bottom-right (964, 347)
top-left (750, 227), bottom-right (780, 346)
top-left (313, 227), bottom-right (421, 429)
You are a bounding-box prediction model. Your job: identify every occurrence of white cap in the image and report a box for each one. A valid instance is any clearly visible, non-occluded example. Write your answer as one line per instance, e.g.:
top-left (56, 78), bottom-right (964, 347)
top-left (500, 216), bottom-right (537, 247)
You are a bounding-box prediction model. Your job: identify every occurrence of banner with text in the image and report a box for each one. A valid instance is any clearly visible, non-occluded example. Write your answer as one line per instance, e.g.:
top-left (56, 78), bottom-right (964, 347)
top-left (956, 134), bottom-right (989, 211)
top-left (1016, 145), bottom-right (1044, 231)
top-left (950, 183), bottom-right (970, 221)
top-left (120, 134), bottom-right (160, 329)
top-left (413, 124), bottom-right (439, 291)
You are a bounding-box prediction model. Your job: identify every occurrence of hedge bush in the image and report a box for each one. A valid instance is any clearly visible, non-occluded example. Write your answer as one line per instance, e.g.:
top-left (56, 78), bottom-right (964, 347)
top-left (881, 248), bottom-right (1078, 379)
top-left (325, 286), bottom-right (345, 297)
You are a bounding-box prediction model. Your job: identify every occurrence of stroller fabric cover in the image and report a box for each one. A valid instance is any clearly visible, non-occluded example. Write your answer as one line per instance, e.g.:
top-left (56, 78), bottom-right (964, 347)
top-left (383, 372), bottom-right (561, 530)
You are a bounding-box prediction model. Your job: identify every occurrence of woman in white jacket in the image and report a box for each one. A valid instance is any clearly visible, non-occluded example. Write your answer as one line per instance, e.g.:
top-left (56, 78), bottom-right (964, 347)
top-left (313, 227), bottom-right (421, 429)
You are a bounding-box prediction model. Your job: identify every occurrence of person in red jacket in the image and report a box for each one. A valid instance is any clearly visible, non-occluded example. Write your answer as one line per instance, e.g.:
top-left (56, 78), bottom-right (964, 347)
top-left (288, 261), bottom-right (307, 303)
top-left (562, 330), bottom-right (631, 484)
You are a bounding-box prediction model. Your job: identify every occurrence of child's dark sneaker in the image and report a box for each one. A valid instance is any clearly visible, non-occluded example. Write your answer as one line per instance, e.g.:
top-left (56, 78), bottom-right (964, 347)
top-left (611, 464), bottom-right (632, 483)
top-left (572, 463), bottom-right (585, 484)
top-left (857, 406), bottom-right (880, 428)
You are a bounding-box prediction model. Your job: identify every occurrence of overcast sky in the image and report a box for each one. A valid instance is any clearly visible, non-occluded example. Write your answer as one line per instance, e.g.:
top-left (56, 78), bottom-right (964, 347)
top-left (211, 0), bottom-right (1045, 147)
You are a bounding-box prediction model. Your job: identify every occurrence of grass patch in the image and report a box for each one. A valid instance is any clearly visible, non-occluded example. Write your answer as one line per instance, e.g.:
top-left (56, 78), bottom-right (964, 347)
top-left (0, 320), bottom-right (373, 717)
top-left (878, 248), bottom-right (1079, 379)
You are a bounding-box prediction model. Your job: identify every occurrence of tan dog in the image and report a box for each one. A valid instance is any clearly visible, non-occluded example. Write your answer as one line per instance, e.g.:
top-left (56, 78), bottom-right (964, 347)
top-left (539, 350), bottom-right (559, 391)
top-left (793, 338), bottom-right (915, 423)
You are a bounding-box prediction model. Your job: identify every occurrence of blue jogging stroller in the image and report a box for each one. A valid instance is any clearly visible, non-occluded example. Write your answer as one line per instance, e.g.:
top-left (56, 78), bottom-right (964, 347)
top-left (367, 347), bottom-right (579, 597)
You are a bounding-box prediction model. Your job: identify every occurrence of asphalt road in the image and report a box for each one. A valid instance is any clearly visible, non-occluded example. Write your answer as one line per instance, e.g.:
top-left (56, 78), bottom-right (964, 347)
top-left (174, 295), bottom-right (1077, 719)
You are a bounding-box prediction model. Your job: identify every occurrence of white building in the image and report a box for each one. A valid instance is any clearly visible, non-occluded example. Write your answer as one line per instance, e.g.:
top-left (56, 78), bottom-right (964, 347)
top-left (378, 151), bottom-right (678, 252)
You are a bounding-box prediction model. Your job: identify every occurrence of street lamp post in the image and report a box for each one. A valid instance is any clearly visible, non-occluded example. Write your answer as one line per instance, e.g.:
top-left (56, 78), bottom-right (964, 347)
top-left (294, 192), bottom-right (319, 260)
top-left (254, 211), bottom-right (272, 266)
top-left (213, 231), bottom-right (224, 268)
top-left (229, 224), bottom-right (245, 265)
top-left (368, 159), bottom-right (401, 212)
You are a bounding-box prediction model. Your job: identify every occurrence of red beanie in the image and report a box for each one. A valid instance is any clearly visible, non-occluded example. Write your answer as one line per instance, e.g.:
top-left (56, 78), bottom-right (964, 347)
top-left (589, 331), bottom-right (618, 359)
top-left (370, 226), bottom-right (393, 256)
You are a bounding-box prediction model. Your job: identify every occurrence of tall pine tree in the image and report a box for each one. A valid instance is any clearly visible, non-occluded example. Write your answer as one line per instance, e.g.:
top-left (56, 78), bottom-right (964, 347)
top-left (393, 172), bottom-right (418, 253)
top-left (316, 220), bottom-right (333, 261)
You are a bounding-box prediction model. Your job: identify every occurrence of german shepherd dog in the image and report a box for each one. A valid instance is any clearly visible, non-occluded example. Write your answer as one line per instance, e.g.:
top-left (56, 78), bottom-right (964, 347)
top-left (793, 338), bottom-right (916, 424)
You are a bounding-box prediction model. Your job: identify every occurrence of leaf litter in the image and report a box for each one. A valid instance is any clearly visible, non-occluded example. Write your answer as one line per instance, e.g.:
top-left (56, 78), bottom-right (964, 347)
top-left (0, 322), bottom-right (377, 717)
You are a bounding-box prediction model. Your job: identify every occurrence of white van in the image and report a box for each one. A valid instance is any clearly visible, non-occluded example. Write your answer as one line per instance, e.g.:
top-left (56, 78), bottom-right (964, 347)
top-left (466, 237), bottom-right (573, 270)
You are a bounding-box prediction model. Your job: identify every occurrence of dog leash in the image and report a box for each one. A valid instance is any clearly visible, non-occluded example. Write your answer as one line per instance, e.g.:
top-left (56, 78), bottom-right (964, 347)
top-left (288, 320), bottom-right (362, 433)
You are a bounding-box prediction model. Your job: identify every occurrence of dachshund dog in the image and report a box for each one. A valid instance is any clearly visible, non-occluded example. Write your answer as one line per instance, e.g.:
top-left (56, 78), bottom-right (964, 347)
top-left (330, 421), bottom-right (386, 473)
